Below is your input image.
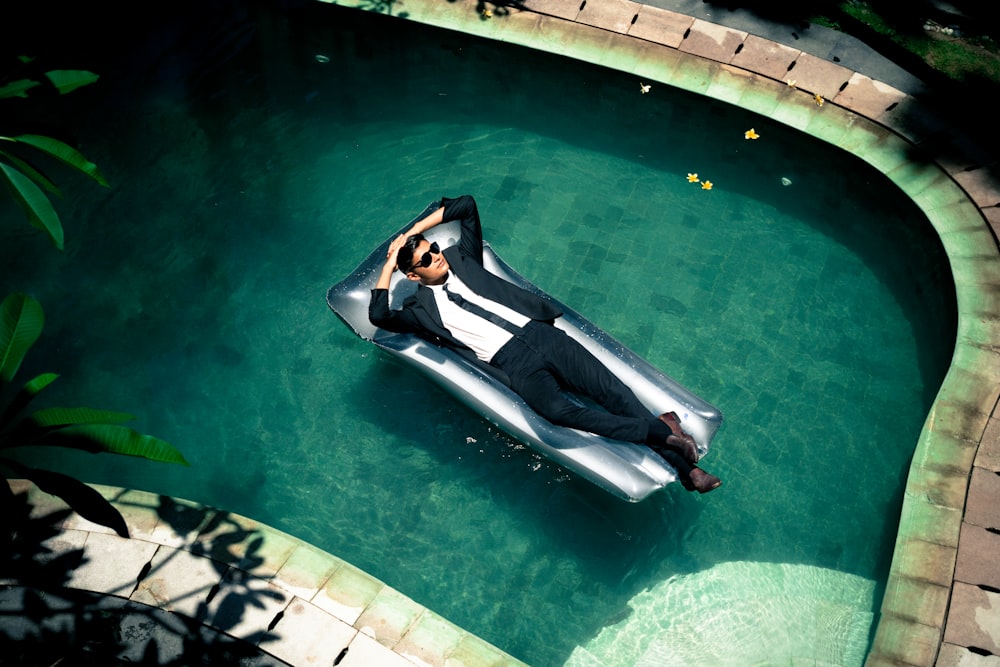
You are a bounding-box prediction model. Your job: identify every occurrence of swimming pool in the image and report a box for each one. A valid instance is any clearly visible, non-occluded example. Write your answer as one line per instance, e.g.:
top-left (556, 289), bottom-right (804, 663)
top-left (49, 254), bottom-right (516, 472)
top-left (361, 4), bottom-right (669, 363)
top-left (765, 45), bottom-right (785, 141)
top-left (1, 3), bottom-right (956, 665)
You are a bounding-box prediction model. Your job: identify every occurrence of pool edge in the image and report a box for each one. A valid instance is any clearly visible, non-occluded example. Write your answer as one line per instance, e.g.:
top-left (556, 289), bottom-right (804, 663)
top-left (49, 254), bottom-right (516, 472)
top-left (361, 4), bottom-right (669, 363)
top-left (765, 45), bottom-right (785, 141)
top-left (314, 0), bottom-right (1000, 664)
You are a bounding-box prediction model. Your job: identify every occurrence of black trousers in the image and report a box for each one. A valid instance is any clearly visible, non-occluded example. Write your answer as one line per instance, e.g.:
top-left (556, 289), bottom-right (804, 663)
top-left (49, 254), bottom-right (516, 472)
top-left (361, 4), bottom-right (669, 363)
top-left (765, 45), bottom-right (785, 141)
top-left (490, 321), bottom-right (692, 475)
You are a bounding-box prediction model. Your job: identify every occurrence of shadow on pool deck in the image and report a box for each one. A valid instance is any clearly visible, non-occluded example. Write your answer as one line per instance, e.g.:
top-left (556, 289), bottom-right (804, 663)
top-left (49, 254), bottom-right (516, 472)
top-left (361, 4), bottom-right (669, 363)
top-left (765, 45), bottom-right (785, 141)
top-left (4, 0), bottom-right (1000, 665)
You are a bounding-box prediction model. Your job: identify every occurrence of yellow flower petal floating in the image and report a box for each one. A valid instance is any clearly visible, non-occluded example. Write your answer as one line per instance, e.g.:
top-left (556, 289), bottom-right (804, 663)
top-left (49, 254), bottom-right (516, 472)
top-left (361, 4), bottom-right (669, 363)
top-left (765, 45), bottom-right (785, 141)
top-left (686, 173), bottom-right (699, 183)
top-left (814, 93), bottom-right (824, 106)
top-left (640, 82), bottom-right (651, 94)
top-left (744, 128), bottom-right (759, 140)
top-left (701, 180), bottom-right (713, 190)
top-left (482, 8), bottom-right (493, 17)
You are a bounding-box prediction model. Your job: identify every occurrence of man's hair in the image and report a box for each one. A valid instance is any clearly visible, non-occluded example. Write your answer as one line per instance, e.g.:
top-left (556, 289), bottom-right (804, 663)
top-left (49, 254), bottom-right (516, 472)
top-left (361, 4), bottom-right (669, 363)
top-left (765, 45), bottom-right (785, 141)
top-left (396, 233), bottom-right (426, 273)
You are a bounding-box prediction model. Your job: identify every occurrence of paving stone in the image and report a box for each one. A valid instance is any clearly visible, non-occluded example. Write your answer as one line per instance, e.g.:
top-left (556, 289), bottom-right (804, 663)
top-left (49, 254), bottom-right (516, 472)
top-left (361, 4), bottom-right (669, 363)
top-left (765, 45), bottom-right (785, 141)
top-left (834, 72), bottom-right (907, 121)
top-left (339, 631), bottom-right (420, 667)
top-left (678, 19), bottom-right (746, 63)
top-left (981, 208), bottom-right (1000, 250)
top-left (628, 6), bottom-right (691, 47)
top-left (202, 568), bottom-right (290, 641)
top-left (955, 522), bottom-right (1000, 590)
top-left (785, 52), bottom-right (853, 99)
top-left (130, 544), bottom-right (226, 617)
top-left (937, 642), bottom-right (1000, 666)
top-left (519, 0), bottom-right (580, 21)
top-left (730, 34), bottom-right (799, 80)
top-left (965, 466), bottom-right (1000, 529)
top-left (944, 582), bottom-right (1000, 654)
top-left (576, 0), bottom-right (641, 33)
top-left (266, 597), bottom-right (357, 666)
top-left (67, 532), bottom-right (158, 597)
top-left (953, 165), bottom-right (1000, 208)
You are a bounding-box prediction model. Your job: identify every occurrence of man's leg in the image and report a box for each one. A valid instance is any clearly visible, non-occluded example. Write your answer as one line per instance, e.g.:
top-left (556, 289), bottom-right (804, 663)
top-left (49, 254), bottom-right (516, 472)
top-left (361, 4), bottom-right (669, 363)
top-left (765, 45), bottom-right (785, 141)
top-left (492, 333), bottom-right (650, 442)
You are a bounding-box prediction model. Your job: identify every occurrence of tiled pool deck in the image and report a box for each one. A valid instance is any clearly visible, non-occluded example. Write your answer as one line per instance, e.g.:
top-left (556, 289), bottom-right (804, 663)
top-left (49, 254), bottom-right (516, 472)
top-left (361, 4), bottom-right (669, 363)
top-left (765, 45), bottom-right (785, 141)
top-left (6, 0), bottom-right (1000, 664)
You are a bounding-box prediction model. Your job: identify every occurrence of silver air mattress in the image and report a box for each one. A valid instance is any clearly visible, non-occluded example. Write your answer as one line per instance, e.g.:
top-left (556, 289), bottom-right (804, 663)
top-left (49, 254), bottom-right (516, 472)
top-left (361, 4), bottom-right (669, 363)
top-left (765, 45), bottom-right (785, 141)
top-left (327, 202), bottom-right (723, 502)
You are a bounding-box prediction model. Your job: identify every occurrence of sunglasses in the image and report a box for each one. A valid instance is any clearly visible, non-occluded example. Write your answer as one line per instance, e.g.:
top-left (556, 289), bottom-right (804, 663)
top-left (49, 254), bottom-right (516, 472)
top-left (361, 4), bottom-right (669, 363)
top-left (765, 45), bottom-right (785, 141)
top-left (407, 241), bottom-right (440, 272)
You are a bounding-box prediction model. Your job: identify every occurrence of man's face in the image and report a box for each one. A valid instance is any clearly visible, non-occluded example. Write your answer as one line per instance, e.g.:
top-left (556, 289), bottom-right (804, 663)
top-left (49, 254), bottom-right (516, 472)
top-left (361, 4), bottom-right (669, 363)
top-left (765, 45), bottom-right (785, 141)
top-left (406, 239), bottom-right (449, 284)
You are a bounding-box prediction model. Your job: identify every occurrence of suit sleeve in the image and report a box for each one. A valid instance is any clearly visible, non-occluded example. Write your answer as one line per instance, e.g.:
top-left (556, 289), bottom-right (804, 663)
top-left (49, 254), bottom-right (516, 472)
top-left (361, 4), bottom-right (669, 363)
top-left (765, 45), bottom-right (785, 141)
top-left (369, 288), bottom-right (417, 333)
top-left (440, 195), bottom-right (484, 265)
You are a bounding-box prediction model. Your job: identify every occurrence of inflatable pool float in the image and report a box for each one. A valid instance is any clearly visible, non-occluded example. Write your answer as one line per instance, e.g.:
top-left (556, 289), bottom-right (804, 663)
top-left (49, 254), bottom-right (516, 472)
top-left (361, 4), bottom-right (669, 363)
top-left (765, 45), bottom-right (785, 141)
top-left (326, 202), bottom-right (723, 502)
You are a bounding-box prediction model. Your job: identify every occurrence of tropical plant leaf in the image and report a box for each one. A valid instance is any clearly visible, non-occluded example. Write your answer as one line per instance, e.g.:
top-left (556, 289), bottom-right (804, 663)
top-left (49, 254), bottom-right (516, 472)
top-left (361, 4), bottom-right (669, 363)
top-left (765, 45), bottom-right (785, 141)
top-left (0, 78), bottom-right (41, 99)
top-left (0, 293), bottom-right (45, 383)
top-left (0, 372), bottom-right (59, 431)
top-left (9, 135), bottom-right (108, 187)
top-left (0, 164), bottom-right (64, 249)
top-left (1, 457), bottom-right (129, 537)
top-left (44, 70), bottom-right (99, 95)
top-left (0, 147), bottom-right (62, 196)
top-left (42, 424), bottom-right (189, 465)
top-left (29, 406), bottom-right (136, 429)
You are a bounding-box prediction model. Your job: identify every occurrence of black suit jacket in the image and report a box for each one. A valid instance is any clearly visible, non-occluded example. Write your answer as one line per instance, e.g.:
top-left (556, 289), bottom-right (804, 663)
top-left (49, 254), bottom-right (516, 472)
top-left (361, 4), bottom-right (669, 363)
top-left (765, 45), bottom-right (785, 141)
top-left (369, 195), bottom-right (562, 379)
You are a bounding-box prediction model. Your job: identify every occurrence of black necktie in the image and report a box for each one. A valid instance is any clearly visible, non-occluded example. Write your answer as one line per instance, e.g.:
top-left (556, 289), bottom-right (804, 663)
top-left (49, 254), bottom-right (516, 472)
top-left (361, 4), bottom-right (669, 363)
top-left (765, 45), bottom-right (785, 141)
top-left (443, 284), bottom-right (524, 335)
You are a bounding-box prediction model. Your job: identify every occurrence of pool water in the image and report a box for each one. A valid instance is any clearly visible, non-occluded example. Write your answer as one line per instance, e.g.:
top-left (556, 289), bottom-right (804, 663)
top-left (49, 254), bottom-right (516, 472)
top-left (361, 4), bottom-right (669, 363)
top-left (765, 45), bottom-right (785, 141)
top-left (2, 3), bottom-right (956, 665)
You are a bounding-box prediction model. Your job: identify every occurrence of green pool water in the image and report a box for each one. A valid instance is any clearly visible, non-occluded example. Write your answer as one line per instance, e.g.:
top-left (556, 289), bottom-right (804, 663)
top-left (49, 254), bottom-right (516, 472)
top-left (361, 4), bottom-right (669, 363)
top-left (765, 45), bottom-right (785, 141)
top-left (2, 3), bottom-right (956, 665)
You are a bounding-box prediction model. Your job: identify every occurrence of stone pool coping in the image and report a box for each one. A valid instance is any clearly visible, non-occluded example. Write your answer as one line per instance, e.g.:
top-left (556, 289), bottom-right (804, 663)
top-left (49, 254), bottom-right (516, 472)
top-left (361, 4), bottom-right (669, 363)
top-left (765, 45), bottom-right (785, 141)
top-left (318, 0), bottom-right (1000, 664)
top-left (4, 479), bottom-right (528, 666)
top-left (5, 1), bottom-right (999, 665)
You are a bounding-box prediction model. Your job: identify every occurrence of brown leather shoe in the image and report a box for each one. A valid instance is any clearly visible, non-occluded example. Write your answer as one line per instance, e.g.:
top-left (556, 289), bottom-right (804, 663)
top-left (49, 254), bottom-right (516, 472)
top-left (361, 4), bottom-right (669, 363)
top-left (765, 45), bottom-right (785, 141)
top-left (658, 411), bottom-right (699, 463)
top-left (686, 468), bottom-right (722, 494)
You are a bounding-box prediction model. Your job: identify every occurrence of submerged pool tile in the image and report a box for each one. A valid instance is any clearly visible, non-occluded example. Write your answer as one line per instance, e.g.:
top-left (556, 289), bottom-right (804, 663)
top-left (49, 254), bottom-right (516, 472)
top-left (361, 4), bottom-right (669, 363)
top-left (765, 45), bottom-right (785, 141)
top-left (355, 587), bottom-right (425, 648)
top-left (394, 610), bottom-right (465, 666)
top-left (906, 457), bottom-right (972, 511)
top-left (666, 54), bottom-right (721, 96)
top-left (896, 494), bottom-right (962, 548)
top-left (447, 633), bottom-right (515, 666)
top-left (889, 537), bottom-right (957, 588)
top-left (868, 613), bottom-right (942, 666)
top-left (881, 573), bottom-right (950, 627)
top-left (314, 561), bottom-right (385, 625)
top-left (270, 542), bottom-right (344, 601)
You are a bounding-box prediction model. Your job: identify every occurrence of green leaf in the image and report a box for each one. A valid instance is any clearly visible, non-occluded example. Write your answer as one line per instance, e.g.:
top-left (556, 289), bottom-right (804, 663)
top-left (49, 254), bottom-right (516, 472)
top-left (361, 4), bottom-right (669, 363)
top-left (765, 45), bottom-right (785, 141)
top-left (0, 293), bottom-right (44, 383)
top-left (0, 372), bottom-right (59, 430)
top-left (0, 148), bottom-right (62, 196)
top-left (1, 458), bottom-right (129, 537)
top-left (48, 424), bottom-right (189, 465)
top-left (0, 163), bottom-right (64, 249)
top-left (0, 78), bottom-right (41, 100)
top-left (10, 134), bottom-right (108, 187)
top-left (30, 406), bottom-right (136, 429)
top-left (44, 70), bottom-right (99, 95)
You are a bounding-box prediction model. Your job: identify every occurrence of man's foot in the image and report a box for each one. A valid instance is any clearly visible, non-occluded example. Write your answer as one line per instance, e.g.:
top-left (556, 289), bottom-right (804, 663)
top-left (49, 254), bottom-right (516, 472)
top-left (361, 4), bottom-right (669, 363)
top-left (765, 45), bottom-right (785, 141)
top-left (683, 468), bottom-right (722, 494)
top-left (658, 412), bottom-right (699, 463)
